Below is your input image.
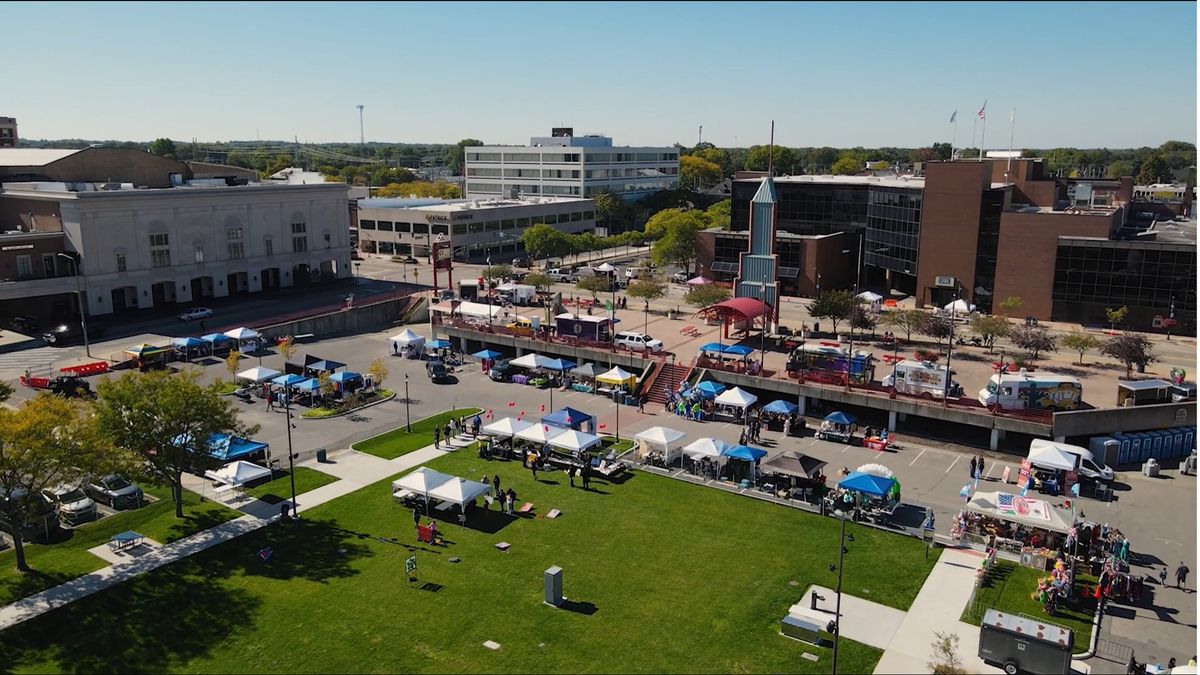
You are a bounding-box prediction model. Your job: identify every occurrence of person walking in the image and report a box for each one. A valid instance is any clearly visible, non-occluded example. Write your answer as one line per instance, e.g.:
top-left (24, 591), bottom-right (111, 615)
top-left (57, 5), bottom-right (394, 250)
top-left (977, 454), bottom-right (986, 480)
top-left (1160, 567), bottom-right (1169, 587)
top-left (412, 506), bottom-right (421, 530)
top-left (582, 461), bottom-right (591, 490)
top-left (638, 395), bottom-right (645, 413)
top-left (969, 456), bottom-right (978, 481)
top-left (530, 455), bottom-right (539, 481)
top-left (1176, 562), bottom-right (1190, 589)
top-left (433, 426), bottom-right (441, 449)
top-left (493, 474), bottom-right (501, 497)
top-left (443, 422), bottom-right (453, 445)
top-left (568, 464), bottom-right (577, 488)
top-left (692, 401), bottom-right (702, 422)
top-left (265, 390), bottom-right (275, 412)
top-left (505, 488), bottom-right (516, 515)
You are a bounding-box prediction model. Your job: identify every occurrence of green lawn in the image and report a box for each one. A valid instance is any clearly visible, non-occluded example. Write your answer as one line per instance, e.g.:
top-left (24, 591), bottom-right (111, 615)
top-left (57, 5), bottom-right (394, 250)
top-left (0, 485), bottom-right (238, 606)
top-left (961, 561), bottom-right (1097, 650)
top-left (352, 407), bottom-right (483, 459)
top-left (243, 467), bottom-right (339, 504)
top-left (0, 443), bottom-right (939, 674)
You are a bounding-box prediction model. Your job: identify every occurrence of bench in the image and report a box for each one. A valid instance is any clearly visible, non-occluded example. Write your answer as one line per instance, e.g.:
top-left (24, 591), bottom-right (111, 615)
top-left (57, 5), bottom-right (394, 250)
top-left (108, 531), bottom-right (145, 554)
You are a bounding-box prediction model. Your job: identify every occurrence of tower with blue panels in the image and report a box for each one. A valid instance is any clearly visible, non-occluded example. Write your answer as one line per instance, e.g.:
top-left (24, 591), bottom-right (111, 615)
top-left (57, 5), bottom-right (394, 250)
top-left (735, 177), bottom-right (780, 324)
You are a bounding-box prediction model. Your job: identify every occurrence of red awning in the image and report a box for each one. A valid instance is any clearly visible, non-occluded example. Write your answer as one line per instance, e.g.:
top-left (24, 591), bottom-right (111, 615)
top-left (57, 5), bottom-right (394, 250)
top-left (693, 297), bottom-right (770, 321)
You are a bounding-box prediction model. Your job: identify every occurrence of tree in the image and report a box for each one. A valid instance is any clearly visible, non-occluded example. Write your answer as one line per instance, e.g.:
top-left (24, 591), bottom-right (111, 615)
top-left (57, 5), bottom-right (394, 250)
top-left (652, 219), bottom-right (703, 273)
top-left (849, 305), bottom-right (876, 336)
top-left (225, 349), bottom-right (241, 377)
top-left (684, 284), bottom-right (731, 308)
top-left (626, 277), bottom-right (668, 304)
top-left (680, 155), bottom-right (722, 189)
top-left (920, 314), bottom-right (953, 341)
top-left (521, 223), bottom-right (570, 263)
top-left (0, 394), bottom-right (114, 572)
top-left (928, 631), bottom-right (966, 675)
top-left (830, 156), bottom-right (860, 175)
top-left (576, 275), bottom-right (610, 300)
top-left (1136, 153), bottom-right (1173, 184)
top-left (694, 147), bottom-right (731, 175)
top-left (1106, 160), bottom-right (1135, 179)
top-left (879, 308), bottom-right (926, 342)
top-left (1105, 305), bottom-right (1128, 332)
top-left (998, 296), bottom-right (1023, 313)
top-left (1101, 333), bottom-right (1156, 378)
top-left (930, 142), bottom-right (953, 161)
top-left (524, 272), bottom-right (553, 292)
top-left (481, 264), bottom-right (512, 285)
top-left (1059, 330), bottom-right (1102, 365)
top-left (368, 358), bottom-right (388, 391)
top-left (373, 181), bottom-right (461, 199)
top-left (643, 207), bottom-right (709, 240)
top-left (148, 138), bottom-right (177, 158)
top-left (317, 370), bottom-right (336, 402)
top-left (445, 138), bottom-right (483, 175)
top-left (705, 199), bottom-right (732, 230)
top-left (94, 371), bottom-right (254, 519)
top-left (743, 145), bottom-right (773, 171)
top-left (808, 290), bottom-right (859, 335)
top-left (592, 191), bottom-right (624, 231)
top-left (278, 336), bottom-right (296, 362)
top-left (969, 314), bottom-right (1011, 353)
top-left (1009, 326), bottom-right (1057, 360)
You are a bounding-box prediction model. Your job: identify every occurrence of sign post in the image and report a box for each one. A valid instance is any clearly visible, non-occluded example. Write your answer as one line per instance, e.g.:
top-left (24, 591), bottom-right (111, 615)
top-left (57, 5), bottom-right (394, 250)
top-left (405, 555), bottom-right (419, 584)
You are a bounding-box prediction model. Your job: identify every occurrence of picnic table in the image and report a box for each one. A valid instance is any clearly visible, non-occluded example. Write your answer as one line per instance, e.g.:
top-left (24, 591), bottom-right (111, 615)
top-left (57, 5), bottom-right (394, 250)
top-left (108, 530), bottom-right (145, 554)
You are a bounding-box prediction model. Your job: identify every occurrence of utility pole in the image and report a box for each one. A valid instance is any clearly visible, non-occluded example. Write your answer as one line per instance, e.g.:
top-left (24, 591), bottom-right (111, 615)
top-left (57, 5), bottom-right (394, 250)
top-left (698, 124), bottom-right (702, 147)
top-left (357, 104), bottom-right (365, 155)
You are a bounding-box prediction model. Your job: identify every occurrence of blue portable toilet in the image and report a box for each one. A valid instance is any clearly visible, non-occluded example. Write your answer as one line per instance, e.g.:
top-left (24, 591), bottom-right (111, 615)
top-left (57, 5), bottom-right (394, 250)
top-left (1167, 428), bottom-right (1184, 459)
top-left (1185, 428), bottom-right (1196, 453)
top-left (1139, 432), bottom-right (1156, 462)
top-left (1113, 432), bottom-right (1131, 465)
top-left (1152, 430), bottom-right (1167, 459)
top-left (1129, 433), bottom-right (1143, 462)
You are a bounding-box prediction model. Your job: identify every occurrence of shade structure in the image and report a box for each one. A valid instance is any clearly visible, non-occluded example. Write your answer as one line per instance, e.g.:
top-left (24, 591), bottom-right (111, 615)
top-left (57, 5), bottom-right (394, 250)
top-left (391, 328), bottom-right (424, 345)
top-left (686, 276), bottom-right (713, 285)
top-left (824, 411), bottom-right (857, 426)
top-left (172, 337), bottom-right (206, 349)
top-left (683, 437), bottom-right (732, 461)
top-left (515, 423), bottom-right (558, 444)
top-left (201, 333), bottom-right (235, 344)
top-left (330, 371), bottom-right (362, 384)
top-left (473, 349), bottom-right (503, 360)
top-left (695, 380), bottom-right (726, 398)
top-left (125, 344), bottom-right (169, 357)
top-left (307, 359), bottom-right (345, 373)
top-left (543, 358), bottom-right (576, 372)
top-left (714, 386), bottom-right (757, 408)
top-left (204, 460), bottom-right (271, 488)
top-left (634, 426), bottom-right (687, 464)
top-left (541, 407), bottom-right (594, 432)
top-left (838, 471), bottom-right (897, 498)
top-left (293, 377), bottom-right (321, 392)
top-left (206, 433), bottom-right (269, 462)
top-left (693, 297), bottom-right (769, 323)
top-left (857, 291), bottom-right (884, 302)
top-left (723, 345), bottom-right (754, 356)
top-left (272, 373), bottom-right (306, 387)
top-left (596, 366), bottom-right (637, 385)
top-left (700, 342), bottom-right (727, 354)
top-left (237, 366), bottom-right (281, 383)
top-left (392, 467), bottom-right (455, 500)
top-left (1026, 440), bottom-right (1078, 472)
top-left (482, 417), bottom-right (533, 438)
top-left (723, 445), bottom-right (767, 462)
top-left (596, 262), bottom-right (616, 273)
top-left (965, 491), bottom-right (1074, 534)
top-left (547, 428), bottom-right (602, 452)
top-left (763, 399), bottom-right (799, 415)
top-left (570, 363), bottom-right (597, 378)
top-left (426, 477), bottom-right (492, 510)
top-left (224, 327), bottom-right (261, 341)
top-left (428, 339), bottom-right (451, 349)
top-left (763, 452), bottom-right (827, 479)
top-left (510, 353), bottom-right (553, 369)
top-left (944, 299), bottom-right (976, 314)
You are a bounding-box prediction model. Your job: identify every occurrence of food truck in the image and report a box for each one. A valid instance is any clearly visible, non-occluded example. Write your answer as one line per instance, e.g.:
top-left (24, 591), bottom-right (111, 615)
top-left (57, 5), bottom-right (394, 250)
top-left (978, 371), bottom-right (1083, 411)
top-left (881, 359), bottom-right (962, 398)
top-left (786, 343), bottom-right (875, 384)
top-left (555, 313), bottom-right (613, 343)
top-left (978, 609), bottom-right (1073, 675)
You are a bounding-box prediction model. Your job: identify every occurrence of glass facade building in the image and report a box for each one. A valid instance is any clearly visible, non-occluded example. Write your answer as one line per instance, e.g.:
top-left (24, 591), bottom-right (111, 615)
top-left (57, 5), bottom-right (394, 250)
top-left (864, 187), bottom-right (922, 276)
top-left (1051, 238), bottom-right (1196, 329)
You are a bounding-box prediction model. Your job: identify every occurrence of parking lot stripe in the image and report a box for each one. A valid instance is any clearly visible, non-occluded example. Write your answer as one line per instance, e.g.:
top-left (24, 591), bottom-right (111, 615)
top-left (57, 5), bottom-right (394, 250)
top-left (944, 455), bottom-right (959, 475)
top-left (908, 449), bottom-right (926, 467)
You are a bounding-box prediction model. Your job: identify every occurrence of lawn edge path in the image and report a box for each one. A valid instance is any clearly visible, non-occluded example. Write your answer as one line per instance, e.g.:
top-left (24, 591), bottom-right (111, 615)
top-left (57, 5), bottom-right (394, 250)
top-left (352, 407), bottom-right (482, 459)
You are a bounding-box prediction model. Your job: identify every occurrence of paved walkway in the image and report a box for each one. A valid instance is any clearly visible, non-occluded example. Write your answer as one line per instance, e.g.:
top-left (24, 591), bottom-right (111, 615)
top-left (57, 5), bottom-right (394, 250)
top-left (793, 584), bottom-right (905, 651)
top-left (0, 434), bottom-right (466, 632)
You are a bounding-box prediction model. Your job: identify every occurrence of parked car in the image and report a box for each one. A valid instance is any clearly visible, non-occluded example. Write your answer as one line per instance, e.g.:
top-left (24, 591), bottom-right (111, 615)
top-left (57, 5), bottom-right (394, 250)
top-left (10, 315), bottom-right (40, 333)
top-left (42, 322), bottom-right (107, 346)
top-left (428, 362), bottom-right (451, 383)
top-left (0, 487), bottom-right (59, 541)
top-left (400, 255), bottom-right (419, 264)
top-left (43, 483), bottom-right (97, 525)
top-left (614, 330), bottom-right (665, 353)
top-left (178, 307), bottom-right (214, 322)
top-left (546, 268), bottom-right (576, 283)
top-left (1171, 382), bottom-right (1197, 402)
top-left (84, 474), bottom-right (144, 509)
top-left (671, 271), bottom-right (689, 283)
top-left (512, 256), bottom-right (531, 268)
top-left (488, 358), bottom-right (516, 382)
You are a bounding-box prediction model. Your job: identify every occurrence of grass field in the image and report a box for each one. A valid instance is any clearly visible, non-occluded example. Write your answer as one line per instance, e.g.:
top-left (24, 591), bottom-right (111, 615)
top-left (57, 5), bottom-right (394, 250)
top-left (0, 486), bottom-right (238, 606)
top-left (0, 441), bottom-right (939, 673)
top-left (353, 407), bottom-right (482, 459)
top-left (961, 560), bottom-right (1097, 650)
top-left (244, 467), bottom-right (339, 504)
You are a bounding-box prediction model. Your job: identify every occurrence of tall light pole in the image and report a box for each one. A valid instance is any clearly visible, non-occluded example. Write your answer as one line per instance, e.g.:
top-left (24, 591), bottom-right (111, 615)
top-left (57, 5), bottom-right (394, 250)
top-left (944, 290), bottom-right (957, 406)
top-left (830, 509), bottom-right (849, 674)
top-left (284, 390), bottom-right (299, 519)
top-left (404, 374), bottom-right (412, 432)
top-left (57, 252), bottom-right (90, 358)
top-left (356, 105), bottom-right (365, 154)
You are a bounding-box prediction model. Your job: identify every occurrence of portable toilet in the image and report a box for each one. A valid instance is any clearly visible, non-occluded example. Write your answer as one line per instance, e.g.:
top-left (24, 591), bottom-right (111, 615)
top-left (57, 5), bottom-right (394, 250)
top-left (1128, 433), bottom-right (1143, 462)
top-left (1112, 432), bottom-right (1131, 465)
top-left (1185, 428), bottom-right (1196, 454)
top-left (1139, 431), bottom-right (1156, 462)
top-left (1166, 428), bottom-right (1184, 459)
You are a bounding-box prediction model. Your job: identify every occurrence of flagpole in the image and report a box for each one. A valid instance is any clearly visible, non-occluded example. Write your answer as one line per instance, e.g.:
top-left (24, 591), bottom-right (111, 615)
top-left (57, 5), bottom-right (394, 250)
top-left (971, 117), bottom-right (977, 155)
top-left (979, 111), bottom-right (987, 161)
top-left (952, 117), bottom-right (958, 160)
top-left (1006, 108), bottom-right (1016, 175)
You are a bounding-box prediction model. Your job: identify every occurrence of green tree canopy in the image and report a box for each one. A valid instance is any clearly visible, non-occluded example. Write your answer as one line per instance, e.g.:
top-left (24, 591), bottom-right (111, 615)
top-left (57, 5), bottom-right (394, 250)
top-left (576, 275), bottom-right (611, 299)
top-left (1060, 330), bottom-right (1102, 365)
top-left (445, 138), bottom-right (484, 175)
top-left (1136, 154), bottom-right (1173, 184)
top-left (705, 199), bottom-right (732, 230)
top-left (1009, 326), bottom-right (1057, 360)
top-left (879, 308), bottom-right (926, 341)
top-left (148, 138), bottom-right (177, 158)
top-left (643, 207), bottom-right (709, 240)
top-left (693, 147), bottom-right (731, 175)
top-left (808, 290), bottom-right (859, 334)
top-left (684, 283), bottom-right (731, 308)
top-left (521, 223), bottom-right (571, 262)
top-left (830, 156), bottom-right (861, 175)
top-left (969, 314), bottom-right (1011, 353)
top-left (524, 272), bottom-right (553, 292)
top-left (680, 155), bottom-right (722, 189)
top-left (1100, 333), bottom-right (1156, 378)
top-left (373, 181), bottom-right (461, 199)
top-left (626, 277), bottom-right (668, 304)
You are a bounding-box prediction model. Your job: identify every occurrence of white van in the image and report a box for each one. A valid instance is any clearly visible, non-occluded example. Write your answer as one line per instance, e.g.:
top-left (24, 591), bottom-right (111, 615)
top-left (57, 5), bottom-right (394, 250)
top-left (1028, 439), bottom-right (1114, 482)
top-left (546, 268), bottom-right (576, 283)
top-left (614, 331), bottom-right (664, 353)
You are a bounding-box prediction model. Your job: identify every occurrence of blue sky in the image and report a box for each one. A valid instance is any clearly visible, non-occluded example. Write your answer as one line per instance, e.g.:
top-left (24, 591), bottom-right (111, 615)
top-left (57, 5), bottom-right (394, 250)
top-left (7, 1), bottom-right (1196, 148)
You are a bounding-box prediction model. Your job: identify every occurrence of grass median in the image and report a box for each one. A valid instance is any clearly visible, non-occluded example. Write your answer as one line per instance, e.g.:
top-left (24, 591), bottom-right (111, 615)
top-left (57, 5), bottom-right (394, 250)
top-left (352, 407), bottom-right (483, 459)
top-left (961, 560), bottom-right (1098, 650)
top-left (243, 467), bottom-right (339, 504)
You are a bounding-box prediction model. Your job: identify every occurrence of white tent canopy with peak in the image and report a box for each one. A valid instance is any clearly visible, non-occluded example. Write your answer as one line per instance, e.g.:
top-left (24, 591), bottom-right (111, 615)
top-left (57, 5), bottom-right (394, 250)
top-left (633, 426), bottom-right (687, 463)
top-left (482, 417), bottom-right (533, 438)
top-left (236, 366), bottom-right (281, 383)
top-left (547, 428), bottom-right (602, 452)
top-left (714, 386), bottom-right (758, 408)
top-left (596, 366), bottom-right (637, 385)
top-left (510, 353), bottom-right (553, 370)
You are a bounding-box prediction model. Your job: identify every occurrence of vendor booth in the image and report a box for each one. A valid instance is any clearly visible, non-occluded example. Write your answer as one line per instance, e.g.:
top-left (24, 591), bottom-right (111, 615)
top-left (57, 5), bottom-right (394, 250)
top-left (483, 416), bottom-right (533, 438)
top-left (547, 429), bottom-right (602, 453)
top-left (124, 344), bottom-right (173, 370)
top-left (542, 407), bottom-right (596, 434)
top-left (762, 452), bottom-right (828, 500)
top-left (329, 370), bottom-right (363, 393)
top-left (830, 470), bottom-right (900, 524)
top-left (954, 491), bottom-right (1075, 560)
top-left (426, 477), bottom-right (492, 523)
top-left (224, 327), bottom-right (262, 351)
top-left (633, 426), bottom-right (687, 467)
top-left (207, 433), bottom-right (270, 463)
top-left (722, 444), bottom-right (767, 483)
top-left (713, 386), bottom-right (757, 421)
top-left (172, 337), bottom-right (206, 361)
top-left (761, 399), bottom-right (803, 434)
top-left (391, 329), bottom-right (426, 359)
top-left (694, 380), bottom-right (726, 398)
top-left (816, 411), bottom-right (857, 444)
top-left (682, 437), bottom-right (732, 478)
top-left (201, 333), bottom-right (236, 354)
top-left (596, 367), bottom-right (637, 401)
top-left (306, 359), bottom-right (346, 377)
top-left (391, 466), bottom-right (455, 511)
top-left (204, 460), bottom-right (272, 493)
top-left (515, 423), bottom-right (558, 446)
top-left (237, 366), bottom-right (282, 383)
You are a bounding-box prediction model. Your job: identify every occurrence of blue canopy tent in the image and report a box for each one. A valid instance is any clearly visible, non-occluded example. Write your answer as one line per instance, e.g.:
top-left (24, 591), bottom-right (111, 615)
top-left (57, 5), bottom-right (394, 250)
top-left (201, 333), bottom-right (235, 345)
top-left (838, 471), bottom-right (897, 498)
top-left (329, 370), bottom-right (363, 392)
top-left (543, 358), bottom-right (576, 372)
top-left (293, 378), bottom-right (321, 392)
top-left (174, 432), bottom-right (269, 463)
top-left (763, 399), bottom-right (799, 415)
top-left (723, 345), bottom-right (754, 356)
top-left (172, 336), bottom-right (206, 361)
top-left (541, 407), bottom-right (595, 434)
top-left (700, 342), bottom-right (726, 354)
top-left (427, 339), bottom-right (452, 350)
top-left (723, 445), bottom-right (768, 462)
top-left (824, 411), bottom-right (856, 426)
top-left (272, 373), bottom-right (305, 387)
top-left (472, 349), bottom-right (503, 360)
top-left (695, 380), bottom-right (726, 398)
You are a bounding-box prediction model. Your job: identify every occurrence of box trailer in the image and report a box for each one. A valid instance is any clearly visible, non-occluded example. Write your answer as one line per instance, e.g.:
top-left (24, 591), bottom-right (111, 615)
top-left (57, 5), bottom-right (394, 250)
top-left (978, 609), bottom-right (1073, 675)
top-left (555, 313), bottom-right (613, 342)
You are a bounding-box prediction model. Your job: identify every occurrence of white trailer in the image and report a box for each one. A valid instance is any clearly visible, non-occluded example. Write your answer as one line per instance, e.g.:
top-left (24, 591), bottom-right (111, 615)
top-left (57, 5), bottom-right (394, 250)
top-left (881, 359), bottom-right (961, 398)
top-left (978, 370), bottom-right (1083, 411)
top-left (496, 283), bottom-right (536, 306)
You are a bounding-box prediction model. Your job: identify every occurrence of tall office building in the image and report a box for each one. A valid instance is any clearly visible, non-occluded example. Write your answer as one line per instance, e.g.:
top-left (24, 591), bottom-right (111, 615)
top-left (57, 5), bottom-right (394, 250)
top-left (0, 117), bottom-right (16, 148)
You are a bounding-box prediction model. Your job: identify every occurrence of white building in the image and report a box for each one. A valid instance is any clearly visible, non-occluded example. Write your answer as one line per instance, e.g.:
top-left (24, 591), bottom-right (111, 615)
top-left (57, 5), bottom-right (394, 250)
top-left (0, 180), bottom-right (352, 318)
top-left (465, 129), bottom-right (679, 201)
top-left (357, 195), bottom-right (594, 263)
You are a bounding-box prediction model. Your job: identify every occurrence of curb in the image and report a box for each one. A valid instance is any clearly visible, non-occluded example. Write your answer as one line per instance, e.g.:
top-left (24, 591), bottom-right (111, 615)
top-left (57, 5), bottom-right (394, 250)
top-left (300, 392), bottom-right (396, 420)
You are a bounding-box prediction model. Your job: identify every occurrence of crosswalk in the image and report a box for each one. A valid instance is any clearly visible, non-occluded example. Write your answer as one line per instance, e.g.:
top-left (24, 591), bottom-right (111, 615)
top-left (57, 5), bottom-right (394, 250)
top-left (0, 344), bottom-right (82, 380)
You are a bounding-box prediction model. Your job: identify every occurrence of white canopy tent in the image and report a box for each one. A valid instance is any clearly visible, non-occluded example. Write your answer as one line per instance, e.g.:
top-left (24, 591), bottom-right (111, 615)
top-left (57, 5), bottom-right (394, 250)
top-left (943, 299), bottom-right (976, 314)
top-left (482, 417), bottom-right (533, 438)
top-left (390, 329), bottom-right (425, 352)
top-left (225, 326), bottom-right (261, 341)
top-left (430, 300), bottom-right (504, 322)
top-left (205, 460), bottom-right (271, 490)
top-left (426, 478), bottom-right (492, 513)
top-left (515, 423), bottom-right (557, 445)
top-left (510, 353), bottom-right (553, 370)
top-left (391, 466), bottom-right (455, 503)
top-left (966, 491), bottom-right (1074, 534)
top-left (1026, 440), bottom-right (1079, 472)
top-left (682, 437), bottom-right (731, 463)
top-left (633, 426), bottom-right (687, 464)
top-left (714, 386), bottom-right (758, 408)
top-left (548, 428), bottom-right (602, 452)
top-left (236, 366), bottom-right (282, 383)
top-left (856, 291), bottom-right (884, 302)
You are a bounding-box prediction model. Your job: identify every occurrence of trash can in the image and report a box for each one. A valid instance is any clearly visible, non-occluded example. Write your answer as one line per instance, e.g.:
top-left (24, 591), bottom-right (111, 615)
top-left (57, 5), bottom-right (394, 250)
top-left (316, 448), bottom-right (327, 463)
top-left (812, 322), bottom-right (820, 333)
top-left (1143, 458), bottom-right (1159, 477)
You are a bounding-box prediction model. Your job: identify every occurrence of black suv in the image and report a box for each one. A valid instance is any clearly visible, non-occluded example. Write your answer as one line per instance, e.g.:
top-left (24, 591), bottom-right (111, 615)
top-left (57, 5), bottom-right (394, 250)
top-left (43, 322), bottom-right (107, 346)
top-left (10, 316), bottom-right (39, 333)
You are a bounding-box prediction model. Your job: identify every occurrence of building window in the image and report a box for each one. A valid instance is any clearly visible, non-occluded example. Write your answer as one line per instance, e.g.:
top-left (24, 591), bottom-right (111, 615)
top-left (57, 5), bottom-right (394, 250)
top-left (291, 222), bottom-right (306, 235)
top-left (149, 233), bottom-right (169, 247)
top-left (193, 245), bottom-right (205, 264)
top-left (149, 233), bottom-right (170, 268)
top-left (453, 223), bottom-right (467, 235)
top-left (394, 222), bottom-right (410, 233)
top-left (377, 221), bottom-right (394, 232)
top-left (324, 231), bottom-right (332, 248)
top-left (570, 212), bottom-right (583, 222)
top-left (291, 221), bottom-right (307, 253)
top-left (264, 236), bottom-right (274, 256)
top-left (115, 252), bottom-right (127, 272)
top-left (228, 242), bottom-right (245, 260)
top-left (432, 224), bottom-right (449, 235)
top-left (360, 220), bottom-right (376, 230)
top-left (412, 223), bottom-right (429, 235)
top-left (15, 255), bottom-right (32, 279)
top-left (225, 227), bottom-right (242, 241)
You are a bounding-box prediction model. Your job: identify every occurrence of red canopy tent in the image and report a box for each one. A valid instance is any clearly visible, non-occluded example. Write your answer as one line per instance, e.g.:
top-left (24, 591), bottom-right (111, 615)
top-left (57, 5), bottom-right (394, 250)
top-left (692, 297), bottom-right (770, 341)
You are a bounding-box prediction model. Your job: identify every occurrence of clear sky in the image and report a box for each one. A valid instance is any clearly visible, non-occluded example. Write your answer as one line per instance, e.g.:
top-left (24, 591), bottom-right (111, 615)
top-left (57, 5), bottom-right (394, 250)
top-left (7, 1), bottom-right (1196, 148)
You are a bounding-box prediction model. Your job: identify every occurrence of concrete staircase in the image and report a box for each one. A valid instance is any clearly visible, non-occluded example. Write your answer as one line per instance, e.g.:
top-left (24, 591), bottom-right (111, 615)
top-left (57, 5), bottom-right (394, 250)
top-left (646, 361), bottom-right (693, 405)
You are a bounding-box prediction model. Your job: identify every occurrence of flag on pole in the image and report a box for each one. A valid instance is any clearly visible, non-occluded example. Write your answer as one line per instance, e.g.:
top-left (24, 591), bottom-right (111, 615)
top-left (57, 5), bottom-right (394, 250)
top-left (977, 100), bottom-right (987, 119)
top-left (1010, 108), bottom-right (1016, 122)
top-left (949, 110), bottom-right (957, 123)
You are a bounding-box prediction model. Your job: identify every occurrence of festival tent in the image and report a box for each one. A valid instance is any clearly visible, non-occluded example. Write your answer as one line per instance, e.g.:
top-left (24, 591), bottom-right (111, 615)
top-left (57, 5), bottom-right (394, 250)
top-left (1026, 440), bottom-right (1078, 472)
top-left (482, 417), bottom-right (533, 438)
top-left (515, 423), bottom-right (558, 445)
top-left (207, 433), bottom-right (270, 462)
top-left (695, 380), bottom-right (726, 397)
top-left (700, 342), bottom-right (727, 354)
top-left (391, 329), bottom-right (425, 353)
top-left (204, 460), bottom-right (272, 489)
top-left (547, 428), bottom-right (602, 452)
top-left (272, 373), bottom-right (306, 388)
top-left (856, 291), bottom-right (884, 302)
top-left (306, 359), bottom-right (345, 374)
top-left (124, 344), bottom-right (170, 358)
top-left (224, 327), bottom-right (261, 341)
top-left (570, 363), bottom-right (598, 379)
top-left (392, 467), bottom-right (455, 503)
top-left (633, 426), bottom-right (687, 463)
top-left (428, 339), bottom-right (452, 350)
top-left (172, 336), bottom-right (206, 349)
top-left (541, 407), bottom-right (595, 433)
top-left (724, 345), bottom-right (754, 356)
top-left (683, 437), bottom-right (732, 462)
top-left (237, 366), bottom-right (281, 383)
top-left (686, 276), bottom-right (713, 285)
top-left (201, 333), bottom-right (235, 347)
top-left (543, 358), bottom-right (576, 373)
top-left (329, 371), bottom-right (362, 391)
top-left (763, 452), bottom-right (827, 479)
top-left (966, 491), bottom-right (1074, 534)
top-left (473, 349), bottom-right (503, 360)
top-left (824, 411), bottom-right (857, 426)
top-left (596, 366), bottom-right (637, 386)
top-left (944, 299), bottom-right (976, 314)
top-left (293, 378), bottom-right (321, 392)
top-left (763, 399), bottom-right (799, 415)
top-left (838, 471), bottom-right (897, 498)
top-left (426, 478), bottom-right (492, 513)
top-left (715, 386), bottom-right (758, 408)
top-left (510, 353), bottom-right (553, 370)
top-left (723, 445), bottom-right (768, 462)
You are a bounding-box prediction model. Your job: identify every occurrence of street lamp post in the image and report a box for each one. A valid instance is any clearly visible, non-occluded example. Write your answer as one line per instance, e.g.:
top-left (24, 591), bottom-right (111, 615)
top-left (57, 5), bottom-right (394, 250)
top-left (831, 510), bottom-right (848, 674)
top-left (944, 292), bottom-right (957, 406)
top-left (57, 252), bottom-right (91, 358)
top-left (284, 391), bottom-right (299, 519)
top-left (1167, 296), bottom-right (1176, 340)
top-left (404, 374), bottom-right (412, 432)
top-left (643, 299), bottom-right (649, 334)
top-left (354, 262), bottom-right (361, 286)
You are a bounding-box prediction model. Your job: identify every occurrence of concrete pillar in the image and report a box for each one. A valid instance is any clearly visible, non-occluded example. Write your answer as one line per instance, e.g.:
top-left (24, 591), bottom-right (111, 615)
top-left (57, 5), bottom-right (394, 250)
top-left (990, 428), bottom-right (1001, 451)
top-left (796, 396), bottom-right (806, 416)
top-left (898, 412), bottom-right (908, 422)
top-left (888, 410), bottom-right (898, 432)
top-left (458, 336), bottom-right (468, 352)
top-left (516, 346), bottom-right (524, 357)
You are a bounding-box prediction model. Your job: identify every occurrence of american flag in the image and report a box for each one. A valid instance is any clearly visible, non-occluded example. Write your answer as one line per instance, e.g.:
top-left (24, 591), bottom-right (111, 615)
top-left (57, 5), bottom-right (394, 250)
top-left (997, 493), bottom-right (1014, 509)
top-left (977, 100), bottom-right (987, 119)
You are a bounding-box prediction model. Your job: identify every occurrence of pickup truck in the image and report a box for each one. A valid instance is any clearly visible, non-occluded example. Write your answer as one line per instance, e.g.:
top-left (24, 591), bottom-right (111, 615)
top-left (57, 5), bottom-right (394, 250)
top-left (43, 322), bottom-right (107, 346)
top-left (546, 268), bottom-right (577, 283)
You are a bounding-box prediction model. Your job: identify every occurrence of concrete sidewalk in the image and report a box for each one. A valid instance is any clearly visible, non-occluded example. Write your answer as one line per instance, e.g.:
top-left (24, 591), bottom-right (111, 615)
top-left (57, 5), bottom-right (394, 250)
top-left (794, 585), bottom-right (906, 651)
